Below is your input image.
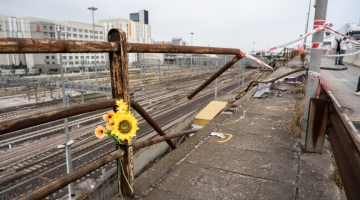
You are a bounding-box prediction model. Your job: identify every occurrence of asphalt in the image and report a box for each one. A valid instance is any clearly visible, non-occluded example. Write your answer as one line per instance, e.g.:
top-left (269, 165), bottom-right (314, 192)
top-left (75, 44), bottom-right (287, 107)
top-left (113, 55), bottom-right (345, 200)
top-left (320, 57), bottom-right (360, 132)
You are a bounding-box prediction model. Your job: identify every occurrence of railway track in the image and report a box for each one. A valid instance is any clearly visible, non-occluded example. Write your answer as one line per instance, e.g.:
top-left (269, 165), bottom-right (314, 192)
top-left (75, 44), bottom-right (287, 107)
top-left (0, 69), bottom-right (257, 199)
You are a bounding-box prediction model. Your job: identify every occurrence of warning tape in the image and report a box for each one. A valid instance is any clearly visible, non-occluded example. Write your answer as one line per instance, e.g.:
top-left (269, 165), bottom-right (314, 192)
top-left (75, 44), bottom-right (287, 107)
top-left (323, 49), bottom-right (360, 57)
top-left (251, 26), bottom-right (325, 55)
top-left (325, 27), bottom-right (360, 45)
top-left (240, 49), bottom-right (274, 71)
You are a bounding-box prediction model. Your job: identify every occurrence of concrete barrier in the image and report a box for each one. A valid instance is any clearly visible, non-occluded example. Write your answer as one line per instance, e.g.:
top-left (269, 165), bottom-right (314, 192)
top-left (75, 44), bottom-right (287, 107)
top-left (353, 52), bottom-right (360, 67)
top-left (325, 49), bottom-right (360, 68)
top-left (343, 51), bottom-right (358, 64)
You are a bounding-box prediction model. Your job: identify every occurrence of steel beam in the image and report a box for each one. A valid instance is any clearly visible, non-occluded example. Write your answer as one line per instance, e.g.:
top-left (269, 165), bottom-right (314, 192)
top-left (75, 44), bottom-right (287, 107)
top-left (187, 55), bottom-right (242, 99)
top-left (130, 100), bottom-right (177, 149)
top-left (305, 98), bottom-right (329, 153)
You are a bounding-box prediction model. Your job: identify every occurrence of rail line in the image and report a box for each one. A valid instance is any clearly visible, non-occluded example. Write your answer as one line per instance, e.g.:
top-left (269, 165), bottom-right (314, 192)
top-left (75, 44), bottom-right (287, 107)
top-left (0, 69), bottom-right (257, 199)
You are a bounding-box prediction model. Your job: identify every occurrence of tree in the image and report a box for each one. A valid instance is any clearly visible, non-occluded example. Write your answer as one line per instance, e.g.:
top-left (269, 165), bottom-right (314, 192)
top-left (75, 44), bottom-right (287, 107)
top-left (10, 68), bottom-right (15, 75)
top-left (24, 68), bottom-right (29, 75)
top-left (19, 61), bottom-right (24, 69)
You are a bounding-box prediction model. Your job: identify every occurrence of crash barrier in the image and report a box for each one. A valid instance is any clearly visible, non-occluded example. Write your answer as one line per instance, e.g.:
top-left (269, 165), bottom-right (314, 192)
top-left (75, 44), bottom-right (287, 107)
top-left (310, 80), bottom-right (360, 200)
top-left (0, 28), bottom-right (298, 199)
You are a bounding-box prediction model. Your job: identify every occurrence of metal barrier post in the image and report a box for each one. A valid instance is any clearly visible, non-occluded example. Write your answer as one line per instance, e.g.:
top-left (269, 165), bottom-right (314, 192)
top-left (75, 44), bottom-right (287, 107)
top-left (305, 98), bottom-right (329, 153)
top-left (108, 28), bottom-right (134, 198)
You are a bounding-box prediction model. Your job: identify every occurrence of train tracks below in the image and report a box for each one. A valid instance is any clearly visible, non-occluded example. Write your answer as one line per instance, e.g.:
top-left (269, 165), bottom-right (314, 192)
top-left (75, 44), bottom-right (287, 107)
top-left (0, 68), bottom-right (258, 199)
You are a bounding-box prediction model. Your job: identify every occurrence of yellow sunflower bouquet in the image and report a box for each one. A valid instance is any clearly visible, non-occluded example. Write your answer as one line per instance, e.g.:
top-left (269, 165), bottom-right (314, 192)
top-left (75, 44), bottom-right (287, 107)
top-left (95, 99), bottom-right (139, 144)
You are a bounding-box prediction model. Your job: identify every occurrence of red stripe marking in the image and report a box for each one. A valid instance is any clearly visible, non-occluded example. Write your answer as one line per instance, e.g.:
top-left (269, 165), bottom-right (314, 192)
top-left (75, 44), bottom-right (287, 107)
top-left (312, 43), bottom-right (320, 48)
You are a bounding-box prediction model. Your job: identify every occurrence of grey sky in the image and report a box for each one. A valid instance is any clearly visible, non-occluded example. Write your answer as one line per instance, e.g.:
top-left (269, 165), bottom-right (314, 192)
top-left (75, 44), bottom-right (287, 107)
top-left (1, 0), bottom-right (359, 52)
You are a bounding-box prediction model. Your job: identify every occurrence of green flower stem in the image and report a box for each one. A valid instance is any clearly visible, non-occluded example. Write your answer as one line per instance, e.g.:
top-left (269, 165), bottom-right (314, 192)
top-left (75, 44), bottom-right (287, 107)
top-left (119, 158), bottom-right (134, 193)
top-left (118, 157), bottom-right (123, 199)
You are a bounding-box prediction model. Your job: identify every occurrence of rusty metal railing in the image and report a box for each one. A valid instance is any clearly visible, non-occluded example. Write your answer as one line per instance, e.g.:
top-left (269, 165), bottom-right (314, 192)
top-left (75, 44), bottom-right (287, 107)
top-left (0, 28), bottom-right (249, 199)
top-left (306, 83), bottom-right (360, 200)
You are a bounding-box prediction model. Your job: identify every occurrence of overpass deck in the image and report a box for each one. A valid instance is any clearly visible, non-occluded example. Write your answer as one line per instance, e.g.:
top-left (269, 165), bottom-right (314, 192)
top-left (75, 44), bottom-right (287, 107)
top-left (116, 56), bottom-right (343, 199)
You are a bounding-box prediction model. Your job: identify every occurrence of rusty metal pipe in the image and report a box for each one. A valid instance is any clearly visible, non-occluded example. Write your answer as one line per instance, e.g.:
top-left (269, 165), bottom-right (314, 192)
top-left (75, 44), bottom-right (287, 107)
top-left (0, 99), bottom-right (116, 135)
top-left (133, 129), bottom-right (198, 150)
top-left (18, 149), bottom-right (125, 200)
top-left (0, 38), bottom-right (119, 54)
top-left (0, 38), bottom-right (242, 55)
top-left (187, 55), bottom-right (242, 99)
top-left (127, 43), bottom-right (241, 55)
top-left (328, 126), bottom-right (360, 200)
top-left (130, 100), bottom-right (177, 149)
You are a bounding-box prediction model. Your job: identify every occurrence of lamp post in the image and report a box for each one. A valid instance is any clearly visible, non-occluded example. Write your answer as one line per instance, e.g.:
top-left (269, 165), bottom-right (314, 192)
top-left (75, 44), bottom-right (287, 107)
top-left (304, 0), bottom-right (312, 44)
top-left (253, 42), bottom-right (255, 52)
top-left (56, 24), bottom-right (75, 198)
top-left (88, 7), bottom-right (98, 84)
top-left (190, 33), bottom-right (194, 66)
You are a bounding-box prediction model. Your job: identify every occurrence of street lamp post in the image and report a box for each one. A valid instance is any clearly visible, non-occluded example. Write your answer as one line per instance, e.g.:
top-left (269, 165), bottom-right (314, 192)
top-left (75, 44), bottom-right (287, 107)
top-left (304, 0), bottom-right (312, 44)
top-left (253, 42), bottom-right (255, 52)
top-left (56, 25), bottom-right (75, 198)
top-left (88, 7), bottom-right (98, 84)
top-left (190, 33), bottom-right (194, 66)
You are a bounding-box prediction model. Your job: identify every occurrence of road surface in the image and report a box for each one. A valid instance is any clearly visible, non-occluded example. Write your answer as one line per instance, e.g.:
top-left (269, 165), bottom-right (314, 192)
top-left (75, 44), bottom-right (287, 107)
top-left (320, 57), bottom-right (360, 131)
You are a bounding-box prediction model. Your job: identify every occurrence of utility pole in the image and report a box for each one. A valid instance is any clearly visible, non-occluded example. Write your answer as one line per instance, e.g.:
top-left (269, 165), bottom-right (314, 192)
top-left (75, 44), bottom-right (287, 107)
top-left (304, 0), bottom-right (312, 44)
top-left (88, 7), bottom-right (98, 84)
top-left (57, 24), bottom-right (75, 198)
top-left (302, 0), bottom-right (328, 131)
top-left (190, 33), bottom-right (194, 67)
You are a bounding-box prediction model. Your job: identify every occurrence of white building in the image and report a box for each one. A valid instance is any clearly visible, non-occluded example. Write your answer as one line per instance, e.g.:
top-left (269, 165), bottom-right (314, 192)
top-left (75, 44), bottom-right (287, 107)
top-left (99, 10), bottom-right (159, 65)
top-left (20, 17), bottom-right (106, 74)
top-left (0, 16), bottom-right (26, 67)
top-left (1, 10), bottom-right (157, 73)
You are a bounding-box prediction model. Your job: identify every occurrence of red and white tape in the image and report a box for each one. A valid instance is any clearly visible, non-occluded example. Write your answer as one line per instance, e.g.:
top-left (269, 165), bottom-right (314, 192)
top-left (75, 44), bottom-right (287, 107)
top-left (323, 49), bottom-right (360, 57)
top-left (313, 20), bottom-right (325, 29)
top-left (240, 49), bottom-right (273, 71)
top-left (325, 27), bottom-right (360, 45)
top-left (251, 26), bottom-right (326, 55)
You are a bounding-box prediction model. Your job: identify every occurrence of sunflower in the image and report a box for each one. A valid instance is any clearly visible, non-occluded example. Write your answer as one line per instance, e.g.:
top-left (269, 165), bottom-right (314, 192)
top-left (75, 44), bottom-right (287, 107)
top-left (103, 110), bottom-right (115, 121)
top-left (95, 126), bottom-right (106, 138)
top-left (112, 111), bottom-right (139, 142)
top-left (116, 99), bottom-right (129, 113)
top-left (106, 120), bottom-right (115, 130)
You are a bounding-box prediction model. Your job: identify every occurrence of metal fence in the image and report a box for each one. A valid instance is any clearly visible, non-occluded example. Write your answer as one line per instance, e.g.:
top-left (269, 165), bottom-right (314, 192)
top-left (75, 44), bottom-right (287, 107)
top-left (0, 28), bottom-right (248, 199)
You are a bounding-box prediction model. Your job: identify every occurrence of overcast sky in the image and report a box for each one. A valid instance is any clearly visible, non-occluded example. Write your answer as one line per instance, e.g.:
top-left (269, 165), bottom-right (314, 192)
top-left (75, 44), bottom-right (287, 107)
top-left (1, 0), bottom-right (359, 52)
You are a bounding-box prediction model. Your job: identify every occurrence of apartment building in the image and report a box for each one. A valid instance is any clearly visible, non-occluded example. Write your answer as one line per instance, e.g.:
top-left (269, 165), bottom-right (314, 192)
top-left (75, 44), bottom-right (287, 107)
top-left (1, 9), bottom-right (156, 73)
top-left (20, 17), bottom-right (106, 74)
top-left (99, 9), bottom-right (155, 64)
top-left (0, 16), bottom-right (26, 67)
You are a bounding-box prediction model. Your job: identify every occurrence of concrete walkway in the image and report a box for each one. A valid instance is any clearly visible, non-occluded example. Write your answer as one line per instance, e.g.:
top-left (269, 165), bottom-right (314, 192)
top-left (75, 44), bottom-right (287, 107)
top-left (116, 56), bottom-right (344, 199)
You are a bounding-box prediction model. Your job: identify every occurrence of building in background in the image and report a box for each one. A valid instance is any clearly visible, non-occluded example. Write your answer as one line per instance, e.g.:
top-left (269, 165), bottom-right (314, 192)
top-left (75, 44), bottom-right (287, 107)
top-left (130, 9), bottom-right (148, 25)
top-left (0, 16), bottom-right (26, 68)
top-left (100, 9), bottom-right (155, 65)
top-left (0, 9), bottom-right (157, 73)
top-left (154, 37), bottom-right (187, 46)
top-left (20, 17), bottom-right (106, 74)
